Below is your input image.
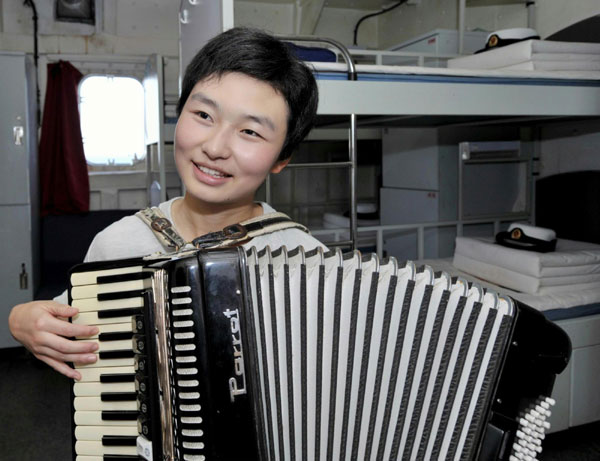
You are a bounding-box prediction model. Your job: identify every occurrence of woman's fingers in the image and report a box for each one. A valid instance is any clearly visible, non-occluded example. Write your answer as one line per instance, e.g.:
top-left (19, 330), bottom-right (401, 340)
top-left (39, 355), bottom-right (83, 381)
top-left (46, 314), bottom-right (99, 339)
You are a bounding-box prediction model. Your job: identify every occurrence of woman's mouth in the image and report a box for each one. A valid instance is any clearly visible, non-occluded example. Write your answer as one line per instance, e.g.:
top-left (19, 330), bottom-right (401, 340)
top-left (193, 162), bottom-right (231, 178)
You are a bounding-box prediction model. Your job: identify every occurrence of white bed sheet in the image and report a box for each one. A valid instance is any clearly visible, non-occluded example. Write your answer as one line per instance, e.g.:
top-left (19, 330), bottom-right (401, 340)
top-left (420, 258), bottom-right (600, 312)
top-left (447, 39), bottom-right (600, 71)
top-left (454, 237), bottom-right (600, 277)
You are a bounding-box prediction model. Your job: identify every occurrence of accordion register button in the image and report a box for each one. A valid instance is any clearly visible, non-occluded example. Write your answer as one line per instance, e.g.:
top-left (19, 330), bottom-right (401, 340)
top-left (134, 355), bottom-right (147, 372)
top-left (135, 373), bottom-right (148, 394)
top-left (132, 315), bottom-right (145, 334)
top-left (137, 394), bottom-right (151, 416)
top-left (133, 335), bottom-right (145, 354)
top-left (138, 417), bottom-right (152, 438)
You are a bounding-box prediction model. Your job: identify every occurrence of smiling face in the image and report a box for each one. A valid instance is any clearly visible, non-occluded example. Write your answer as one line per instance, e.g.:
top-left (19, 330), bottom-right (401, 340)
top-left (175, 72), bottom-right (290, 211)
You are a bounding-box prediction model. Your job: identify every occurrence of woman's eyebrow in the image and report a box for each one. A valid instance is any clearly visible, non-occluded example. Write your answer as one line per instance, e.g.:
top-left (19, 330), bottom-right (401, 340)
top-left (189, 92), bottom-right (219, 110)
top-left (243, 114), bottom-right (276, 132)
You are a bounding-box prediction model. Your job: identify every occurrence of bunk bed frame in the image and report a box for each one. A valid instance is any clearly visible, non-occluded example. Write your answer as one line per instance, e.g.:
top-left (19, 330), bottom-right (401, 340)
top-left (278, 36), bottom-right (600, 434)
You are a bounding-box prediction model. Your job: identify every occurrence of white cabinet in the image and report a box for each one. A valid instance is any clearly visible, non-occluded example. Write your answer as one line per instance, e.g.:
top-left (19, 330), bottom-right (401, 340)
top-left (0, 53), bottom-right (39, 348)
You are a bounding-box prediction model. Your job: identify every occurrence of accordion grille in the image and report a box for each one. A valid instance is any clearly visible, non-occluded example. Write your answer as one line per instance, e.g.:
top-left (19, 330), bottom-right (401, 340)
top-left (245, 248), bottom-right (514, 461)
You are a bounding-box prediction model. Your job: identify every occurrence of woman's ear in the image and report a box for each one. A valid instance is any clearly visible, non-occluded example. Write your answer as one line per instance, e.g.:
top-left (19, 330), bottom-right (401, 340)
top-left (270, 157), bottom-right (291, 174)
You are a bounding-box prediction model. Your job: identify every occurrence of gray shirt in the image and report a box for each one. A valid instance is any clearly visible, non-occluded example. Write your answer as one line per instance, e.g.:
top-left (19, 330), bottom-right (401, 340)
top-left (55, 198), bottom-right (324, 303)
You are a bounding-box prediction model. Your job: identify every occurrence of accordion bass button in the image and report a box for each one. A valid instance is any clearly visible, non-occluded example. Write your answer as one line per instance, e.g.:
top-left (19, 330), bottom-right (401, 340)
top-left (132, 334), bottom-right (145, 354)
top-left (134, 355), bottom-right (147, 372)
top-left (135, 372), bottom-right (148, 394)
top-left (132, 315), bottom-right (145, 334)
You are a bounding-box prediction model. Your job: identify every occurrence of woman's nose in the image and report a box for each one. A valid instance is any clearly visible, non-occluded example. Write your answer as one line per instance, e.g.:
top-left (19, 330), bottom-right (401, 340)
top-left (202, 126), bottom-right (232, 159)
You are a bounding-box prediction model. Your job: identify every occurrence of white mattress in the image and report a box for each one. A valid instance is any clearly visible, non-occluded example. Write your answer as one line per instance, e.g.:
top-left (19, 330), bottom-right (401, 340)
top-left (453, 253), bottom-right (600, 295)
top-left (447, 39), bottom-right (600, 71)
top-left (454, 237), bottom-right (600, 277)
top-left (420, 258), bottom-right (600, 312)
top-left (309, 61), bottom-right (600, 81)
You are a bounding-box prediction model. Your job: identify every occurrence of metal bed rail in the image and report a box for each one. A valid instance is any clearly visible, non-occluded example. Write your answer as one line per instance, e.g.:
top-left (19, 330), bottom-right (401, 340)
top-left (271, 35), bottom-right (359, 250)
top-left (312, 214), bottom-right (531, 260)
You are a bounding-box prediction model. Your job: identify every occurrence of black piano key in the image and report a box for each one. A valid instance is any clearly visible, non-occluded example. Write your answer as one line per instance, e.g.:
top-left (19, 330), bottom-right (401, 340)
top-left (100, 373), bottom-right (136, 383)
top-left (101, 392), bottom-right (138, 402)
top-left (101, 410), bottom-right (138, 421)
top-left (98, 307), bottom-right (142, 319)
top-left (99, 350), bottom-right (134, 360)
top-left (102, 435), bottom-right (138, 446)
top-left (97, 272), bottom-right (152, 285)
top-left (98, 290), bottom-right (146, 301)
top-left (99, 331), bottom-right (134, 342)
top-left (103, 456), bottom-right (140, 461)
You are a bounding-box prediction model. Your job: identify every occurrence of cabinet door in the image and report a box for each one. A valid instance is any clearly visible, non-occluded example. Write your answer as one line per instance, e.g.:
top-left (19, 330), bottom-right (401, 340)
top-left (0, 54), bottom-right (30, 205)
top-left (0, 205), bottom-right (33, 348)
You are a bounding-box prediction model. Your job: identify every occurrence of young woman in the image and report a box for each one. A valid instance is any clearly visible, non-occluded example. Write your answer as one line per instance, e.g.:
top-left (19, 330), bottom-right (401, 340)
top-left (9, 27), bottom-right (323, 380)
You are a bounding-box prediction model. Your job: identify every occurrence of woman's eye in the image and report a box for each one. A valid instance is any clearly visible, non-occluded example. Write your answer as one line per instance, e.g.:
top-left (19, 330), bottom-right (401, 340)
top-left (196, 111), bottom-right (211, 120)
top-left (242, 129), bottom-right (260, 137)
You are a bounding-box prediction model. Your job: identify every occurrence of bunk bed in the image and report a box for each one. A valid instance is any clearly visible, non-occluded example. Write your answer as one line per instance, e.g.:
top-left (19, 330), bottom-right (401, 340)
top-left (282, 36), bottom-right (600, 434)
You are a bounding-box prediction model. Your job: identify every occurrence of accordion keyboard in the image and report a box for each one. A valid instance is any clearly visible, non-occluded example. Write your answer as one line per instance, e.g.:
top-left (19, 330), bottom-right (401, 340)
top-left (70, 263), bottom-right (150, 461)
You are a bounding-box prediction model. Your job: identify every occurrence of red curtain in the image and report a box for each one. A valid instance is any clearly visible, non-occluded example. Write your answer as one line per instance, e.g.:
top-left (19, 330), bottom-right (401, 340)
top-left (39, 61), bottom-right (90, 215)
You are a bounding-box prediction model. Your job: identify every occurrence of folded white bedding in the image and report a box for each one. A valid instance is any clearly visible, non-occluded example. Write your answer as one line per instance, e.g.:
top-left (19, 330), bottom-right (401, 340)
top-left (421, 258), bottom-right (600, 311)
top-left (447, 39), bottom-right (600, 70)
top-left (454, 237), bottom-right (600, 277)
top-left (453, 253), bottom-right (600, 294)
top-left (501, 61), bottom-right (600, 71)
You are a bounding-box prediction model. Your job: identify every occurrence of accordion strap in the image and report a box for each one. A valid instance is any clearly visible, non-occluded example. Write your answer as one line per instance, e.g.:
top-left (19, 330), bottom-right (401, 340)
top-left (136, 206), bottom-right (308, 251)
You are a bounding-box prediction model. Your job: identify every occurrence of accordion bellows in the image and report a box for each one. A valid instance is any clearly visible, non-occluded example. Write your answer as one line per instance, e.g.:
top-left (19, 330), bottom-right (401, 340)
top-left (68, 246), bottom-right (571, 461)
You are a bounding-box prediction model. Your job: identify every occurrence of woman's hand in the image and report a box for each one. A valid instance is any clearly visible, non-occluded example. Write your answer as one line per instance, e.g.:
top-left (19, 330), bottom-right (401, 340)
top-left (8, 301), bottom-right (99, 380)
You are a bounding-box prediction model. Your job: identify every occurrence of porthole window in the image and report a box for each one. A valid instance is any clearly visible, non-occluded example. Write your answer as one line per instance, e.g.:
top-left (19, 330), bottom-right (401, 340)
top-left (79, 75), bottom-right (145, 170)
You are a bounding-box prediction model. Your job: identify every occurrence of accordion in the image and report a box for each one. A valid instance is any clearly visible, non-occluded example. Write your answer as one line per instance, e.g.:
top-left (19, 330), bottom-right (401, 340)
top-left (68, 246), bottom-right (570, 461)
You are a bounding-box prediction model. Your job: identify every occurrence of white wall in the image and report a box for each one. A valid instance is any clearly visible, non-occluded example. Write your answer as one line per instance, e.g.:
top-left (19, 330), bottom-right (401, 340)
top-left (378, 0), bottom-right (600, 50)
top-left (539, 120), bottom-right (600, 178)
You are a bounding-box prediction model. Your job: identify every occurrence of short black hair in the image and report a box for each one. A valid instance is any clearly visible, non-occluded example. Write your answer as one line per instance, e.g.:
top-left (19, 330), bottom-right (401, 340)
top-left (177, 27), bottom-right (319, 161)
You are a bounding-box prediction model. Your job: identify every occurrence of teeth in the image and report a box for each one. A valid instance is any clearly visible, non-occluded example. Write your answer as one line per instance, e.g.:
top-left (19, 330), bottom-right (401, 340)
top-left (197, 164), bottom-right (228, 178)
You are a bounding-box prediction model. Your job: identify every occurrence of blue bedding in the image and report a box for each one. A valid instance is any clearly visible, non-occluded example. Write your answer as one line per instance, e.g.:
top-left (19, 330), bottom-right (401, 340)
top-left (543, 302), bottom-right (600, 321)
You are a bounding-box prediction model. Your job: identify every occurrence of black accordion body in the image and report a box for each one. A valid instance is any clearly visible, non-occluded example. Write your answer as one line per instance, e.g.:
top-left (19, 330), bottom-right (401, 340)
top-left (68, 246), bottom-right (570, 461)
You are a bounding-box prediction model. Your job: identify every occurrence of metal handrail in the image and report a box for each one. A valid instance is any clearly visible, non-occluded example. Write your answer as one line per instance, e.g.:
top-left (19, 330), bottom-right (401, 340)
top-left (273, 34), bottom-right (359, 250)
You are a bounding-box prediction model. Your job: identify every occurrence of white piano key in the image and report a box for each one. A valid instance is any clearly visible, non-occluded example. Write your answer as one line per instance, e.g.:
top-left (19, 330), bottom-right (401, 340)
top-left (176, 356), bottom-right (197, 363)
top-left (71, 278), bottom-right (152, 300)
top-left (178, 380), bottom-right (200, 387)
top-left (71, 266), bottom-right (145, 286)
top-left (74, 382), bottom-right (136, 396)
top-left (171, 286), bottom-right (191, 293)
top-left (175, 344), bottom-right (196, 351)
top-left (74, 411), bottom-right (138, 427)
top-left (73, 312), bottom-right (135, 326)
top-left (180, 416), bottom-right (202, 424)
top-left (75, 339), bottom-right (132, 352)
top-left (72, 296), bottom-right (145, 313)
top-left (173, 309), bottom-right (193, 316)
top-left (74, 397), bottom-right (137, 411)
top-left (75, 425), bottom-right (138, 440)
top-left (75, 440), bottom-right (137, 456)
top-left (75, 356), bottom-right (135, 369)
top-left (179, 392), bottom-right (200, 400)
